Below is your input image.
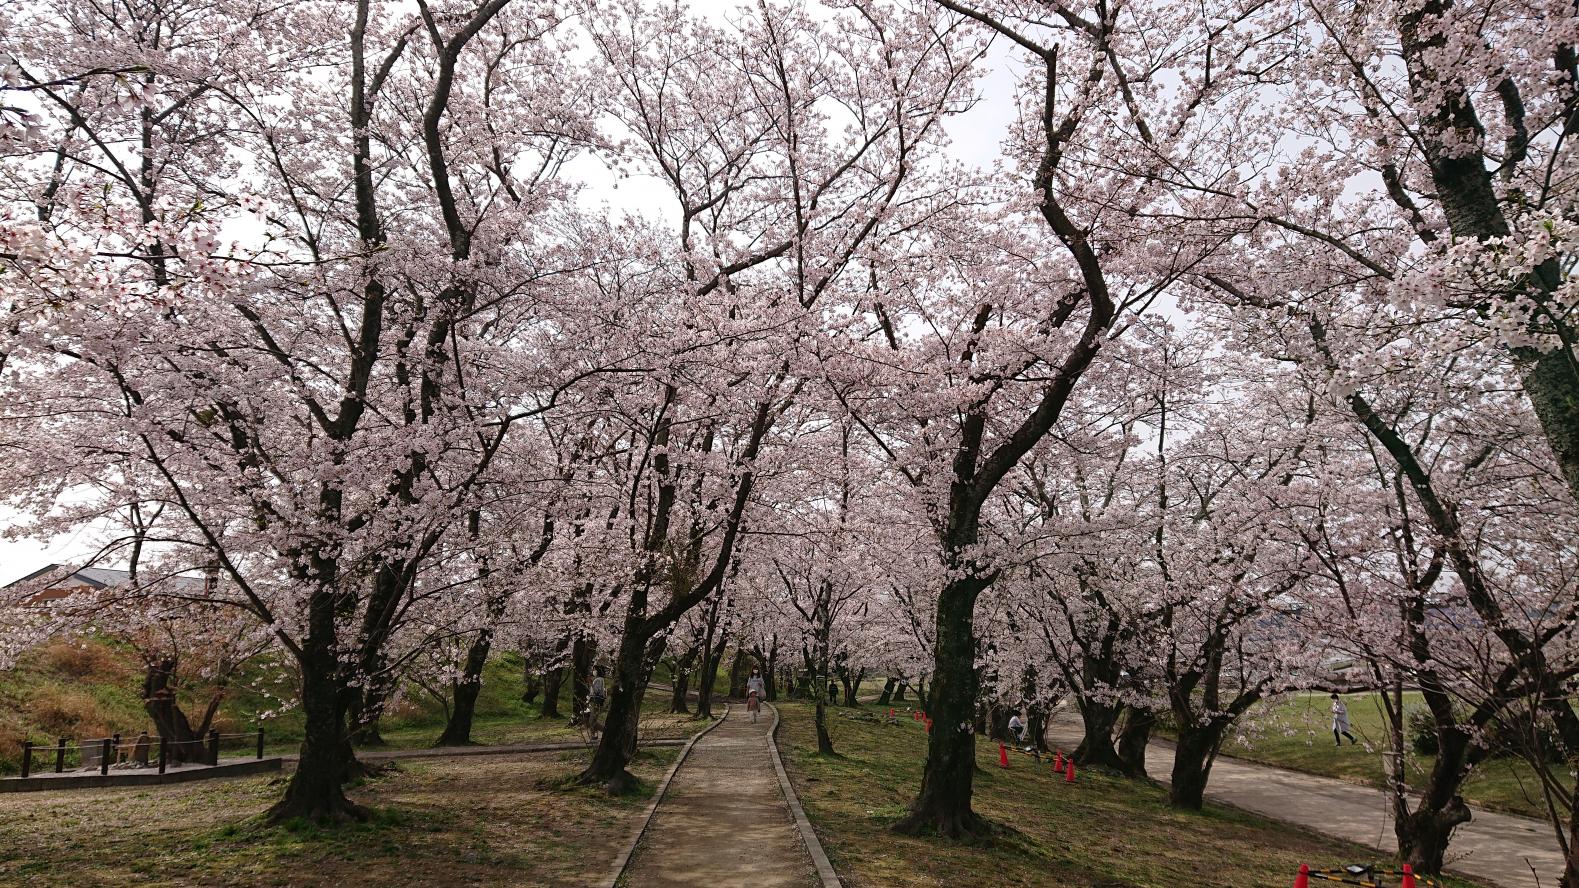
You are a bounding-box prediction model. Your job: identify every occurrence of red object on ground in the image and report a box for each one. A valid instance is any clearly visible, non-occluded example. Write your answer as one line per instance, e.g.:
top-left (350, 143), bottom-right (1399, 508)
top-left (913, 710), bottom-right (920, 721)
top-left (1400, 864), bottom-right (1416, 888)
top-left (1292, 863), bottom-right (1309, 888)
top-left (925, 718), bottom-right (932, 734)
top-left (1052, 750), bottom-right (1063, 772)
top-left (1064, 759), bottom-right (1076, 783)
top-left (888, 708), bottom-right (894, 719)
top-left (998, 743), bottom-right (1009, 768)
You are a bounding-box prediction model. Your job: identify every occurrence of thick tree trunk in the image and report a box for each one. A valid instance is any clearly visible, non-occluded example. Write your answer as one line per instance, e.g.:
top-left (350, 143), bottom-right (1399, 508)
top-left (574, 622), bottom-right (648, 794)
top-left (893, 581), bottom-right (988, 838)
top-left (539, 666), bottom-right (564, 719)
top-left (142, 658), bottom-right (218, 765)
top-left (570, 637), bottom-right (595, 724)
top-left (1168, 722), bottom-right (1224, 810)
top-left (521, 668), bottom-right (542, 705)
top-left (1396, 801), bottom-right (1472, 874)
top-left (268, 619), bottom-right (365, 824)
top-left (894, 680), bottom-right (907, 702)
top-left (877, 677), bottom-right (897, 707)
top-left (437, 628), bottom-right (492, 746)
top-left (1073, 698), bottom-right (1126, 770)
top-left (1115, 707), bottom-right (1154, 778)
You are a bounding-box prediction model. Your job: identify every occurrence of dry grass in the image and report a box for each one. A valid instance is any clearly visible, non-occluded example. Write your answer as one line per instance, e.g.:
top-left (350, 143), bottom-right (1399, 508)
top-left (0, 747), bottom-right (678, 887)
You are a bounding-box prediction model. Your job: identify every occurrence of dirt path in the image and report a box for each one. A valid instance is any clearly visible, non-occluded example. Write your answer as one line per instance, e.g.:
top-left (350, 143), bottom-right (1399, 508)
top-left (622, 704), bottom-right (818, 888)
top-left (1046, 715), bottom-right (1560, 888)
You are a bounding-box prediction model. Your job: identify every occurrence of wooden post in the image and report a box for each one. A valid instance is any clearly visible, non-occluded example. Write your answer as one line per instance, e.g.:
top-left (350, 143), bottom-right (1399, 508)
top-left (256, 728), bottom-right (264, 760)
top-left (99, 738), bottom-right (111, 776)
top-left (111, 733), bottom-right (120, 765)
top-left (158, 737), bottom-right (168, 775)
top-left (55, 738), bottom-right (66, 773)
top-left (207, 729), bottom-right (219, 766)
top-left (19, 741), bottom-right (32, 779)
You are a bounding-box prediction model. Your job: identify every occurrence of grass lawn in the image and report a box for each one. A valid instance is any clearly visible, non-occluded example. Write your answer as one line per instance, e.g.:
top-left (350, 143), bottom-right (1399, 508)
top-left (0, 746), bottom-right (678, 887)
top-left (1219, 692), bottom-right (1567, 819)
top-left (775, 701), bottom-right (1485, 888)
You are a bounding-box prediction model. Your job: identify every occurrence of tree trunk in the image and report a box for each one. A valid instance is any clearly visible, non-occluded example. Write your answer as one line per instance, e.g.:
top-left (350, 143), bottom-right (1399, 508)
top-left (521, 661), bottom-right (542, 704)
top-left (894, 679), bottom-right (907, 702)
top-left (1115, 707), bottom-right (1154, 778)
top-left (1026, 706), bottom-right (1050, 754)
top-left (877, 677), bottom-right (897, 707)
top-left (1073, 698), bottom-right (1126, 770)
top-left (670, 669), bottom-right (691, 714)
top-left (437, 628), bottom-right (493, 746)
top-left (892, 581), bottom-right (988, 837)
top-left (142, 658), bottom-right (217, 765)
top-left (696, 614), bottom-right (728, 719)
top-left (728, 649), bottom-right (752, 698)
top-left (814, 695), bottom-right (835, 755)
top-left (1395, 801), bottom-right (1472, 874)
top-left (840, 667), bottom-right (863, 706)
top-left (1168, 721), bottom-right (1224, 810)
top-left (268, 612), bottom-right (365, 823)
top-left (574, 620), bottom-right (648, 794)
top-left (570, 636), bottom-right (595, 724)
top-left (539, 666), bottom-right (564, 719)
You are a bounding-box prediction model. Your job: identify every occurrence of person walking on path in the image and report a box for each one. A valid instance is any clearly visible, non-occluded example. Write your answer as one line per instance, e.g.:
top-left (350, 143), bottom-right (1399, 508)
top-left (746, 668), bottom-right (766, 723)
top-left (1331, 693), bottom-right (1357, 746)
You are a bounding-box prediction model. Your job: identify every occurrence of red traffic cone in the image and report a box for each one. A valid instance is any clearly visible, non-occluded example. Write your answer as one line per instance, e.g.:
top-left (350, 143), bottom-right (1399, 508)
top-left (888, 708), bottom-right (894, 719)
top-left (1064, 758), bottom-right (1076, 784)
top-left (1399, 864), bottom-right (1416, 888)
top-left (1292, 863), bottom-right (1309, 888)
top-left (998, 743), bottom-right (1010, 768)
top-left (925, 718), bottom-right (932, 734)
top-left (912, 710), bottom-right (920, 721)
top-left (1052, 750), bottom-right (1063, 772)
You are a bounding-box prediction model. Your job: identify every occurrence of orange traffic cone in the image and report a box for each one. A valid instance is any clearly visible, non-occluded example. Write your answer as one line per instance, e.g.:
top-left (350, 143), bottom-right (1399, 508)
top-left (1052, 750), bottom-right (1063, 772)
top-left (998, 743), bottom-right (1009, 768)
top-left (1064, 758), bottom-right (1076, 783)
top-left (1400, 864), bottom-right (1416, 888)
top-left (1292, 863), bottom-right (1309, 888)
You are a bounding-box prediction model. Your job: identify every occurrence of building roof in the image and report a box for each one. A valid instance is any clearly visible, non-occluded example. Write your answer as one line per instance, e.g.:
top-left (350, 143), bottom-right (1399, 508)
top-left (6, 563), bottom-right (210, 594)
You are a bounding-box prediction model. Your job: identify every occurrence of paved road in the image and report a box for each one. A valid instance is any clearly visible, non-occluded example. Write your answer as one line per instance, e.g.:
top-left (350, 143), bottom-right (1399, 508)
top-left (1045, 716), bottom-right (1562, 888)
top-left (623, 705), bottom-right (818, 888)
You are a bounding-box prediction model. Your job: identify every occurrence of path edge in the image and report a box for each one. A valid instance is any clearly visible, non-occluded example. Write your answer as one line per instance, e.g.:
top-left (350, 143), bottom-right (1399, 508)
top-left (766, 702), bottom-right (844, 888)
top-left (600, 704), bottom-right (729, 888)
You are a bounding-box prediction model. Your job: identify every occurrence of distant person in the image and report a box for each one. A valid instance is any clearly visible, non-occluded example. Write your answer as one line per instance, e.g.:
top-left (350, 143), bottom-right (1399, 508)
top-left (746, 668), bottom-right (766, 723)
top-left (588, 667), bottom-right (608, 738)
top-left (1332, 693), bottom-right (1356, 746)
top-left (1007, 712), bottom-right (1027, 747)
top-left (827, 681), bottom-right (839, 704)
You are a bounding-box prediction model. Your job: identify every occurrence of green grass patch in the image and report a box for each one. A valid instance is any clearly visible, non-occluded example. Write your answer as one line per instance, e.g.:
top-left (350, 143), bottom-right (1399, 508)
top-left (775, 701), bottom-right (1486, 888)
top-left (1212, 692), bottom-right (1567, 819)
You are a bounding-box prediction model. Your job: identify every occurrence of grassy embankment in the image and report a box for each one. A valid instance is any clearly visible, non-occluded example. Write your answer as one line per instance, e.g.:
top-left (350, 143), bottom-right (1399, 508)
top-left (0, 637), bottom-right (696, 772)
top-left (775, 700), bottom-right (1485, 888)
top-left (1215, 692), bottom-right (1569, 819)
